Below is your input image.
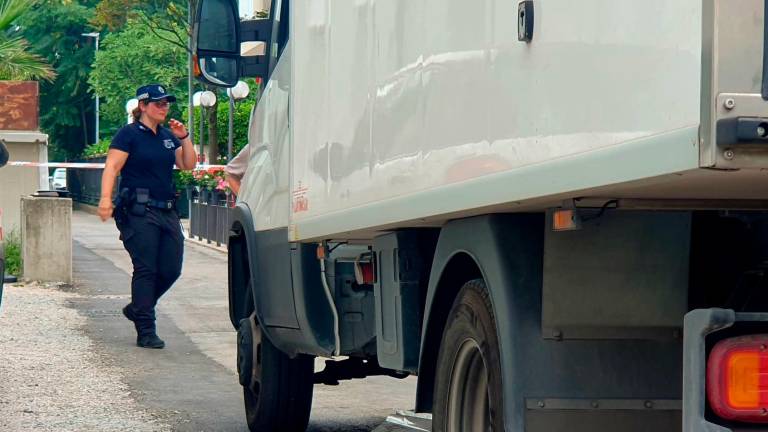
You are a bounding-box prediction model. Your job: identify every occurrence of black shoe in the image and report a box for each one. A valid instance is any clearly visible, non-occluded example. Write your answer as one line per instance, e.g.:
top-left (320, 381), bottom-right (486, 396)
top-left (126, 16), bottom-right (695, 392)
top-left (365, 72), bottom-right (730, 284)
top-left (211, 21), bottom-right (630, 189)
top-left (137, 334), bottom-right (165, 349)
top-left (122, 304), bottom-right (136, 322)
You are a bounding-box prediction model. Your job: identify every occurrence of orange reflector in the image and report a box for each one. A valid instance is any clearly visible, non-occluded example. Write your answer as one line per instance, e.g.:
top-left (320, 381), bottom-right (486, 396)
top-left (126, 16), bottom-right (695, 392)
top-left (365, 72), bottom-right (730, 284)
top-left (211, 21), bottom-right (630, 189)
top-left (316, 244), bottom-right (327, 260)
top-left (707, 335), bottom-right (768, 423)
top-left (193, 55), bottom-right (201, 77)
top-left (552, 209), bottom-right (579, 231)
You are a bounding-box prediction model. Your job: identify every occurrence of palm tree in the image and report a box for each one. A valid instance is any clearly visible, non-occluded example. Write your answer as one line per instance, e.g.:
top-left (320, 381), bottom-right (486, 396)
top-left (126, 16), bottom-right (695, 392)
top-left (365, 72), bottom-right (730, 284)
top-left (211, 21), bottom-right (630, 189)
top-left (0, 0), bottom-right (54, 81)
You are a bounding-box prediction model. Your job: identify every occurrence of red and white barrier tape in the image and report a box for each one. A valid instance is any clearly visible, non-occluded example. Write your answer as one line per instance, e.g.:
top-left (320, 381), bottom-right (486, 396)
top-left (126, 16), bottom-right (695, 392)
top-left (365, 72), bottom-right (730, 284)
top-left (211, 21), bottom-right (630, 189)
top-left (7, 161), bottom-right (228, 170)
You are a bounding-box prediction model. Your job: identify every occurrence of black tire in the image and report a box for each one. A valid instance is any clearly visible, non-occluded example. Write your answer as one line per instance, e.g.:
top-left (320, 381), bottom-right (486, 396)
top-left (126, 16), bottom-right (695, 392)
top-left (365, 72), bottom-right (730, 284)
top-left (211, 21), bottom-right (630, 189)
top-left (237, 315), bottom-right (314, 432)
top-left (433, 279), bottom-right (504, 432)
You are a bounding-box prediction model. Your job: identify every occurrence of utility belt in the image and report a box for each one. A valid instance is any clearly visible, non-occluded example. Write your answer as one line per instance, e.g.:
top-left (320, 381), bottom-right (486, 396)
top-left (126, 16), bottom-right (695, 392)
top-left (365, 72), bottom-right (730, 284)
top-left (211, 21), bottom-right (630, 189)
top-left (115, 188), bottom-right (176, 218)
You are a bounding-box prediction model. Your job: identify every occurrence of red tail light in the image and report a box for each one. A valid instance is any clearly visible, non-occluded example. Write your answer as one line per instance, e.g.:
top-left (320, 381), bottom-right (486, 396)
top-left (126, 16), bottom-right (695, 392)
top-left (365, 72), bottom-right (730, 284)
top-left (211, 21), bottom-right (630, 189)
top-left (707, 335), bottom-right (768, 423)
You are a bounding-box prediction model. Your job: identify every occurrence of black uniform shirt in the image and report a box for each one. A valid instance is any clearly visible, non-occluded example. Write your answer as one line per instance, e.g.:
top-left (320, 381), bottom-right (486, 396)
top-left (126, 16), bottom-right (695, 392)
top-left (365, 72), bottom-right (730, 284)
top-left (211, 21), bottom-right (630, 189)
top-left (110, 121), bottom-right (181, 200)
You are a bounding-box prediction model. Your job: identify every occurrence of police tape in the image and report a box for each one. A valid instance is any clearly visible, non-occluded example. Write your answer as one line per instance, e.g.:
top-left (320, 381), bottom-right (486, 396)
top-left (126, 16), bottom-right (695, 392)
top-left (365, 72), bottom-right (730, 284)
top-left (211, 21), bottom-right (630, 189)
top-left (7, 161), bottom-right (228, 170)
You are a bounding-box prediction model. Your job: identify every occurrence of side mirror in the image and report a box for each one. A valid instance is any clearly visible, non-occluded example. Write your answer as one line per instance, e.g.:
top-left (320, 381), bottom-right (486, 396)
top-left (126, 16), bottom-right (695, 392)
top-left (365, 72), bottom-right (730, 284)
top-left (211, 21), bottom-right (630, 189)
top-left (0, 140), bottom-right (8, 168)
top-left (193, 0), bottom-right (241, 88)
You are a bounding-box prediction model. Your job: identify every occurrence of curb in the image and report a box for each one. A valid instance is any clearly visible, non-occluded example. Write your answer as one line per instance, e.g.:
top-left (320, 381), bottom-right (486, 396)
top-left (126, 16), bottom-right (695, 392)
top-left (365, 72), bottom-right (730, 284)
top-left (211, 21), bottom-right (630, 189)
top-left (183, 236), bottom-right (227, 254)
top-left (181, 220), bottom-right (227, 254)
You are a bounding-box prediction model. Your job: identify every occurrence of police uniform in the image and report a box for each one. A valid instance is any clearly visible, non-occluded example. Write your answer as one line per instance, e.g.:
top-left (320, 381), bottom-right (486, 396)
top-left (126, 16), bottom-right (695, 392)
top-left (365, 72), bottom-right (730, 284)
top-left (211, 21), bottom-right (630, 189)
top-left (112, 85), bottom-right (184, 349)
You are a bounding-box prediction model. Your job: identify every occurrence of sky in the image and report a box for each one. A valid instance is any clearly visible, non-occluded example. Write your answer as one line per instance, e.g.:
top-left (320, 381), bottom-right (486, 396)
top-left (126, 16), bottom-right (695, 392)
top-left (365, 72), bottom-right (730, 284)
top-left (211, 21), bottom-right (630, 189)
top-left (239, 0), bottom-right (252, 17)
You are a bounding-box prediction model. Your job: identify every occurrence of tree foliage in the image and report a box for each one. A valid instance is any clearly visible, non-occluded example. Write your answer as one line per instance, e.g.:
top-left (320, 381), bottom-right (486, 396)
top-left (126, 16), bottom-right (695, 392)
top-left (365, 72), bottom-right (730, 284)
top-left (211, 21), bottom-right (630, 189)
top-left (88, 15), bottom-right (188, 131)
top-left (16, 0), bottom-right (95, 159)
top-left (0, 0), bottom-right (54, 81)
top-left (92, 0), bottom-right (193, 52)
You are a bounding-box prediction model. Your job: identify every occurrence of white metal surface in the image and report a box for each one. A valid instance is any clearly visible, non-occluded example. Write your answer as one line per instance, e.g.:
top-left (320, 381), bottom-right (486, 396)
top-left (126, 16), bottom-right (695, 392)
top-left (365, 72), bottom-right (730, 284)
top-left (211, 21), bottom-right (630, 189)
top-left (239, 45), bottom-right (292, 231)
top-left (287, 0), bottom-right (704, 240)
top-left (700, 0), bottom-right (768, 168)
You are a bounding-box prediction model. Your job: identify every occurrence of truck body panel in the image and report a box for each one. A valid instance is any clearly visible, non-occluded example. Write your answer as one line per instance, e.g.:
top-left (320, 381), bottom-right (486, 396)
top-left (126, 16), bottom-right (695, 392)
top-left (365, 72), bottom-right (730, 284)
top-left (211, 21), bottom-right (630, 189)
top-left (197, 0), bottom-right (768, 430)
top-left (288, 0), bottom-right (711, 241)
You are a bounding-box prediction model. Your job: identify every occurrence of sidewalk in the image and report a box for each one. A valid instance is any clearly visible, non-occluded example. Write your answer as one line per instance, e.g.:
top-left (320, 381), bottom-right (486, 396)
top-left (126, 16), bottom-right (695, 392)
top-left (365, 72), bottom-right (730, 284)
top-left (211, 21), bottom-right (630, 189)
top-left (72, 209), bottom-right (235, 371)
top-left (70, 210), bottom-right (418, 431)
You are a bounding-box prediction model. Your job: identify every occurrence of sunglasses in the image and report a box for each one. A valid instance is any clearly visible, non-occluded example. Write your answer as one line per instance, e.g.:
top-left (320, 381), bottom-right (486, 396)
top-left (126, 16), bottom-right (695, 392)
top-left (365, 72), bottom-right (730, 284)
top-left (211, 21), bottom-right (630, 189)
top-left (149, 101), bottom-right (172, 109)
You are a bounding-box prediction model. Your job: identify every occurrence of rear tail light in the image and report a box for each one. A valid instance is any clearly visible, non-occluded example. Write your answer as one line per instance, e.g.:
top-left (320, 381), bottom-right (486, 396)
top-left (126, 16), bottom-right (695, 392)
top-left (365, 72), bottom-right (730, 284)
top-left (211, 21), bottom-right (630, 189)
top-left (707, 335), bottom-right (768, 423)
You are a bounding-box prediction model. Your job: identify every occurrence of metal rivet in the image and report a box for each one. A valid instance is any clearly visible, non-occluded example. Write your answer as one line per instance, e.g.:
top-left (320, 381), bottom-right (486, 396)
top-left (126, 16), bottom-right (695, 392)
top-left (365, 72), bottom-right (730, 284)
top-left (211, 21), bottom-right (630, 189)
top-left (644, 400), bottom-right (654, 409)
top-left (537, 400), bottom-right (545, 408)
top-left (591, 401), bottom-right (599, 408)
top-left (552, 330), bottom-right (563, 341)
top-left (724, 149), bottom-right (735, 160)
top-left (724, 98), bottom-right (736, 110)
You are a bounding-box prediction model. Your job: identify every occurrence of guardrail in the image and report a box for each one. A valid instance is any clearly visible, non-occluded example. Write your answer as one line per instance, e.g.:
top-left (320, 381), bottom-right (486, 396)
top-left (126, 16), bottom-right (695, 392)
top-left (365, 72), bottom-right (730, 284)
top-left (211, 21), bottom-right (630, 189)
top-left (188, 188), bottom-right (234, 247)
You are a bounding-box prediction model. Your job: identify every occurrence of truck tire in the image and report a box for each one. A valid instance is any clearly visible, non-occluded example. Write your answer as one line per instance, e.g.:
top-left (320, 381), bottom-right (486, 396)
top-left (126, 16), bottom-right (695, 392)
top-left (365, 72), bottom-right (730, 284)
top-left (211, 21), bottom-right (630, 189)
top-left (237, 315), bottom-right (314, 432)
top-left (432, 279), bottom-right (504, 432)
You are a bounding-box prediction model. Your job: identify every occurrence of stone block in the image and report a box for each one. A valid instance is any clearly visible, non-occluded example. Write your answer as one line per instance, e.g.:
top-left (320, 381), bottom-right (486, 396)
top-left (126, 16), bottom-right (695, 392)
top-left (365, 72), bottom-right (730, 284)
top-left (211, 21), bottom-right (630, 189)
top-left (21, 196), bottom-right (72, 284)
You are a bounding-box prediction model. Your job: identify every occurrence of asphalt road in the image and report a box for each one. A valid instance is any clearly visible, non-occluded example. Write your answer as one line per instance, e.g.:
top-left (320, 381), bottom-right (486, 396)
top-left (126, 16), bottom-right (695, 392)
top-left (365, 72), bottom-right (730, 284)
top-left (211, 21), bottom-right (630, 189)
top-left (70, 210), bottom-right (417, 431)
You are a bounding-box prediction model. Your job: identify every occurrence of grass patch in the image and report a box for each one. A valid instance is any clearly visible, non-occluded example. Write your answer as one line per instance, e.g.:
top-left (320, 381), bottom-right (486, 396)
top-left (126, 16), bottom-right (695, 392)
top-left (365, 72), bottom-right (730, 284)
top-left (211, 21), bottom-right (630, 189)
top-left (4, 230), bottom-right (21, 277)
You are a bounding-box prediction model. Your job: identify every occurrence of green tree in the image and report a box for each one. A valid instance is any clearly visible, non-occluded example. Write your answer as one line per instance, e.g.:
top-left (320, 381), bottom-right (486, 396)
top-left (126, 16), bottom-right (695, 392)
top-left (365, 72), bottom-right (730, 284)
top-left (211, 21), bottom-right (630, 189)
top-left (0, 0), bottom-right (54, 81)
top-left (88, 14), bottom-right (188, 131)
top-left (92, 0), bottom-right (192, 51)
top-left (17, 0), bottom-right (97, 159)
top-left (215, 85), bottom-right (258, 158)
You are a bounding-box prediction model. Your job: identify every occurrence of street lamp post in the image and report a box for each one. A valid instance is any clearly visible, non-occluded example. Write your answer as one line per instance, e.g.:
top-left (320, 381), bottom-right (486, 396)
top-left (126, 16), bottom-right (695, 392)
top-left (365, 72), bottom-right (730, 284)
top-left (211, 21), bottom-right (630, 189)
top-left (194, 91), bottom-right (217, 164)
top-left (193, 91), bottom-right (204, 163)
top-left (226, 81), bottom-right (250, 160)
top-left (82, 32), bottom-right (100, 144)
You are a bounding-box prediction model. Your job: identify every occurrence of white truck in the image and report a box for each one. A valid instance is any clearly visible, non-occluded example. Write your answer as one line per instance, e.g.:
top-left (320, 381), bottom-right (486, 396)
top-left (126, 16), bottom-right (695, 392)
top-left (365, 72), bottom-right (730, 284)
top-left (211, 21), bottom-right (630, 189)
top-left (193, 1), bottom-right (768, 431)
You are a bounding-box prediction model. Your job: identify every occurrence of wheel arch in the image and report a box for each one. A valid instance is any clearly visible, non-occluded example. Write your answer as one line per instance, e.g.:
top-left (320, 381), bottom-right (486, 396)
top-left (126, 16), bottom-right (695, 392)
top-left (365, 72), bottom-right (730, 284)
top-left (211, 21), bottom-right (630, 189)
top-left (415, 213), bottom-right (545, 428)
top-left (228, 203), bottom-right (260, 330)
top-left (416, 250), bottom-right (482, 413)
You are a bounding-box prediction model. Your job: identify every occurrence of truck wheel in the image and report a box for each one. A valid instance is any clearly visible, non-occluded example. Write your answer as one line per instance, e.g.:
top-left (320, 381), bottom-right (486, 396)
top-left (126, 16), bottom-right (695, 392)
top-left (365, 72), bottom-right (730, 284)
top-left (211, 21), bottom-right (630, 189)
top-left (433, 279), bottom-right (504, 432)
top-left (237, 315), bottom-right (314, 432)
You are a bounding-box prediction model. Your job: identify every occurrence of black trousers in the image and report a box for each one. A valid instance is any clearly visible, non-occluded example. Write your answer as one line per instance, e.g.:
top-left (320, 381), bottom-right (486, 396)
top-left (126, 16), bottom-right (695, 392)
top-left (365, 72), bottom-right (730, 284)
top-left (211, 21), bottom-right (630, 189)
top-left (115, 207), bottom-right (184, 336)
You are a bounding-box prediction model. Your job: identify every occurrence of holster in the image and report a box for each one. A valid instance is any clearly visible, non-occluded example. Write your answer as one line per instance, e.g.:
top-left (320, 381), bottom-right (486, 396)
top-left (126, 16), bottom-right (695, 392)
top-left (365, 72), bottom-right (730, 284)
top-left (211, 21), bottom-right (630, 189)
top-left (130, 188), bottom-right (149, 216)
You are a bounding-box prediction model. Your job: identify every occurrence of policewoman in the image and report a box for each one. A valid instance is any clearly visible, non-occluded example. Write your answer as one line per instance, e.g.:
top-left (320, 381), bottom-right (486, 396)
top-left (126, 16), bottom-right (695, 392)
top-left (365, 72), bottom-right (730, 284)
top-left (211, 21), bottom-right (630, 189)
top-left (98, 84), bottom-right (197, 349)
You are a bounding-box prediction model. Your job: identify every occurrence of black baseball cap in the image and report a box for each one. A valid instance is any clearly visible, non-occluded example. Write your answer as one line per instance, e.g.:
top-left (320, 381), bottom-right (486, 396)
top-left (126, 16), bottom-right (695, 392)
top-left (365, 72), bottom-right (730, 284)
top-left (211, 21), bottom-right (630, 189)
top-left (136, 84), bottom-right (177, 103)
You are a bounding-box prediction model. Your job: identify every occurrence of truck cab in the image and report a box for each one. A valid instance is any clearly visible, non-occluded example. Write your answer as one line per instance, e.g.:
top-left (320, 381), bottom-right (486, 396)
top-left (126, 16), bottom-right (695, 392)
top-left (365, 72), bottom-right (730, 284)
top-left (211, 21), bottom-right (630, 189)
top-left (194, 1), bottom-right (768, 431)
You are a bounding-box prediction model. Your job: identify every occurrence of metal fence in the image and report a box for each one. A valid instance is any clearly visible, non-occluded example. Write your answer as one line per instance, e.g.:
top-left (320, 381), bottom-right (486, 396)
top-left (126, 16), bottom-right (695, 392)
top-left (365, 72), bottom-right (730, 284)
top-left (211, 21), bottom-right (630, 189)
top-left (188, 188), bottom-right (233, 247)
top-left (68, 158), bottom-right (106, 206)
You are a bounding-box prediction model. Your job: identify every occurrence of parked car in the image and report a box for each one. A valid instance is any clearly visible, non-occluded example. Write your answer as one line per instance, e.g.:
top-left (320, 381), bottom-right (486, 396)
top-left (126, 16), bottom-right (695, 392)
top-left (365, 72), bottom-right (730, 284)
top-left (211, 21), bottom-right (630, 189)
top-left (51, 168), bottom-right (67, 190)
top-left (0, 138), bottom-right (8, 306)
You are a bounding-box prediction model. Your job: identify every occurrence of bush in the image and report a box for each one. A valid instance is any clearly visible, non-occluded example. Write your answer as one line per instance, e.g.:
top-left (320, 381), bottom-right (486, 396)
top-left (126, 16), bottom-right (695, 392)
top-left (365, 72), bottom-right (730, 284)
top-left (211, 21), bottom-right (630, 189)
top-left (82, 139), bottom-right (111, 159)
top-left (4, 230), bottom-right (22, 277)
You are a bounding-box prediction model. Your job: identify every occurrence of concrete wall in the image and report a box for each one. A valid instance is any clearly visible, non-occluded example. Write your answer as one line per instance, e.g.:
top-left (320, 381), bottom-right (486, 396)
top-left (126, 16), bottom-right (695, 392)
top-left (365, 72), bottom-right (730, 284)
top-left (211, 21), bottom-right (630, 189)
top-left (0, 131), bottom-right (48, 233)
top-left (21, 196), bottom-right (72, 284)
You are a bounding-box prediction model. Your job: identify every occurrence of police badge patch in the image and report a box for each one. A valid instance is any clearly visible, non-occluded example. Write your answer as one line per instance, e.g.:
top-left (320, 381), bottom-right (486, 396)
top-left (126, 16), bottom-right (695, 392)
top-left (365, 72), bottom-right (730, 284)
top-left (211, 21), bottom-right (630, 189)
top-left (163, 139), bottom-right (175, 149)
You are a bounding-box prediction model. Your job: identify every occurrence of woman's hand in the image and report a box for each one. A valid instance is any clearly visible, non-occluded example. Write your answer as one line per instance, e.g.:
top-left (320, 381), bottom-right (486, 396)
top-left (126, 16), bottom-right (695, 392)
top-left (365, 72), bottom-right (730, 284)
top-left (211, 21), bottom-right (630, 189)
top-left (168, 118), bottom-right (188, 139)
top-left (98, 197), bottom-right (114, 222)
